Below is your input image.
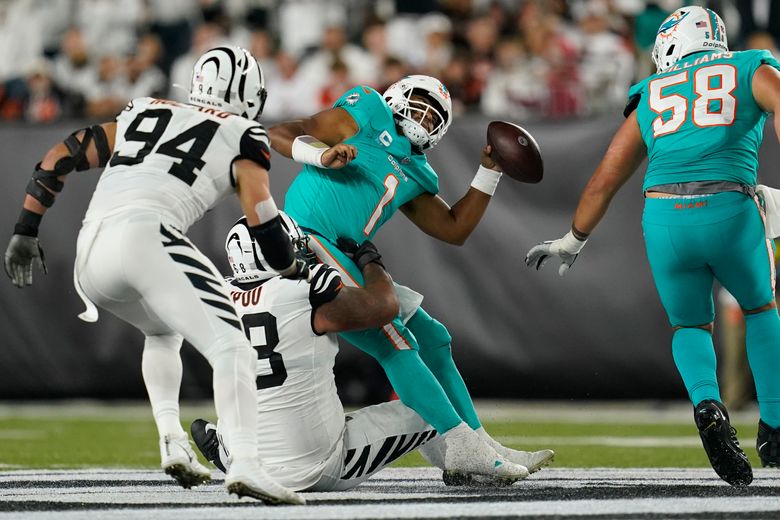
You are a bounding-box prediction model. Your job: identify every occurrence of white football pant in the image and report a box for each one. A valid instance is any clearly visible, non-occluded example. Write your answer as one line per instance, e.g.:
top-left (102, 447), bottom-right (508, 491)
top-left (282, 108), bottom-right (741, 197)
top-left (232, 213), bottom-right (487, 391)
top-left (218, 400), bottom-right (437, 491)
top-left (75, 213), bottom-right (259, 461)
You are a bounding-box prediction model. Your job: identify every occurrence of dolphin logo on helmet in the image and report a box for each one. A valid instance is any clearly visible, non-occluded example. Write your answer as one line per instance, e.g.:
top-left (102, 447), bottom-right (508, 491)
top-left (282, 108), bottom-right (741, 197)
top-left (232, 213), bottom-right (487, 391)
top-left (652, 7), bottom-right (728, 73)
top-left (657, 10), bottom-right (690, 36)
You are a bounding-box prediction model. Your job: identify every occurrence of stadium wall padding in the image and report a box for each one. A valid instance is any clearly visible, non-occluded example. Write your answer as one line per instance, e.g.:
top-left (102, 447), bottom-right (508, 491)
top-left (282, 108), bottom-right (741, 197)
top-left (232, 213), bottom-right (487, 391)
top-left (2, 116), bottom-right (778, 402)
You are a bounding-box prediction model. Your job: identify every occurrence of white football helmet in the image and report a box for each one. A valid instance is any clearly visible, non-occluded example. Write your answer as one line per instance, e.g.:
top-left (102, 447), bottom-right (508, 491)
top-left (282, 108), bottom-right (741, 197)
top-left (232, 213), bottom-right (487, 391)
top-left (189, 45), bottom-right (268, 120)
top-left (225, 212), bottom-right (313, 283)
top-left (652, 6), bottom-right (728, 73)
top-left (383, 75), bottom-right (453, 150)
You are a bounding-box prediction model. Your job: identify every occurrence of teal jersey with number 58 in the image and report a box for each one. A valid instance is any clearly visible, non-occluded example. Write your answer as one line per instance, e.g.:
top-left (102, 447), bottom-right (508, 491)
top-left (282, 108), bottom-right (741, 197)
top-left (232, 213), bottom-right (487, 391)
top-left (283, 86), bottom-right (439, 241)
top-left (627, 49), bottom-right (780, 191)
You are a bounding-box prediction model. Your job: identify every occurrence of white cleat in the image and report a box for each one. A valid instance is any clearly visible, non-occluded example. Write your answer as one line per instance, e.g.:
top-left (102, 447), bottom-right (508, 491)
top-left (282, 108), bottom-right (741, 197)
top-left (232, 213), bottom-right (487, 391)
top-left (492, 447), bottom-right (554, 473)
top-left (225, 457), bottom-right (305, 505)
top-left (477, 428), bottom-right (555, 473)
top-left (160, 433), bottom-right (212, 489)
top-left (440, 423), bottom-right (529, 485)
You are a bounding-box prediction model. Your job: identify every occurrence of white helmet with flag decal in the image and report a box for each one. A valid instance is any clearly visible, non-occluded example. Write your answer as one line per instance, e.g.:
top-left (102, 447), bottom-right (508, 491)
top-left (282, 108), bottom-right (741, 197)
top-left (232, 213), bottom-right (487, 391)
top-left (383, 75), bottom-right (453, 151)
top-left (652, 6), bottom-right (728, 73)
top-left (226, 212), bottom-right (314, 283)
top-left (189, 45), bottom-right (268, 120)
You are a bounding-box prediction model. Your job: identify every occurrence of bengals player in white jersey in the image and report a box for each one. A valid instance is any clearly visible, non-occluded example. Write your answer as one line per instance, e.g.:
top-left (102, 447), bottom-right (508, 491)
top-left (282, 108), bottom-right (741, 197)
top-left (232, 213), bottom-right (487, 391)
top-left (191, 215), bottom-right (443, 491)
top-left (3, 46), bottom-right (318, 505)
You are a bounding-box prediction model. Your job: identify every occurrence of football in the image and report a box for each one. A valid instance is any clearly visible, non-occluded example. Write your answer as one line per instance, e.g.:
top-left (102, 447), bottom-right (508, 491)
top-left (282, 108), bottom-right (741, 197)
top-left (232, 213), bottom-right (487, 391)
top-left (486, 121), bottom-right (544, 183)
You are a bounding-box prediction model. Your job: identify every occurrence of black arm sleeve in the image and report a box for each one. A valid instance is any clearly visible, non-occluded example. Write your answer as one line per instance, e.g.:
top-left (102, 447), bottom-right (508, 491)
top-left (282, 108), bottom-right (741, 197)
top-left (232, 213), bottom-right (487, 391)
top-left (249, 215), bottom-right (295, 271)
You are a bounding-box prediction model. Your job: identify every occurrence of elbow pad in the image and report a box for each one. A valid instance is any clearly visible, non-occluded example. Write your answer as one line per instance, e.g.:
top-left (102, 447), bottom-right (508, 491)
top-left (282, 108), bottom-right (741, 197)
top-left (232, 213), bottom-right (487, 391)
top-left (25, 163), bottom-right (63, 208)
top-left (25, 125), bottom-right (112, 207)
top-left (58, 124), bottom-right (112, 173)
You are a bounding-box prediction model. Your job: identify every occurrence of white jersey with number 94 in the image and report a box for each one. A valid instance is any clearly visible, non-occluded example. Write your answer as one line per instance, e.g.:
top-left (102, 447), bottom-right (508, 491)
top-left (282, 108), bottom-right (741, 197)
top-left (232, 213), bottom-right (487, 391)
top-left (83, 97), bottom-right (271, 232)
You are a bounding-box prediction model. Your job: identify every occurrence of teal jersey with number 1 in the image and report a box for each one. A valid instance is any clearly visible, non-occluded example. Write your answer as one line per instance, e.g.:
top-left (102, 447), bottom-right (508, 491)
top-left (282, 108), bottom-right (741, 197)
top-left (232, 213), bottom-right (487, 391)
top-left (628, 49), bottom-right (780, 191)
top-left (284, 86), bottom-right (439, 242)
top-left (284, 86), bottom-right (439, 243)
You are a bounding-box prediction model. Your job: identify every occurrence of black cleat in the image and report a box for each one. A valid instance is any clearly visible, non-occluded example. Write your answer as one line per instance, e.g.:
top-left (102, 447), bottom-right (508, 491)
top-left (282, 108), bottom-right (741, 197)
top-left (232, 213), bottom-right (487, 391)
top-left (757, 419), bottom-right (780, 468)
top-left (190, 418), bottom-right (227, 473)
top-left (694, 400), bottom-right (752, 486)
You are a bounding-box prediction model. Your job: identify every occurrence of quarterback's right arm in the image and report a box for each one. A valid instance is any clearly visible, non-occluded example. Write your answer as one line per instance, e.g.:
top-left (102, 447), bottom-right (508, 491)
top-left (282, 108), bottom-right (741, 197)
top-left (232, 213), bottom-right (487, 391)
top-left (268, 108), bottom-right (358, 169)
top-left (753, 64), bottom-right (780, 142)
top-left (4, 122), bottom-right (117, 287)
top-left (312, 240), bottom-right (399, 334)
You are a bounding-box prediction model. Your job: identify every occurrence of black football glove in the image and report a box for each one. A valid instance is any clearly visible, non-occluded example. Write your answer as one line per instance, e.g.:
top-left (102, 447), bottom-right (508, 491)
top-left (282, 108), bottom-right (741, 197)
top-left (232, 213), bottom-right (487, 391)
top-left (336, 237), bottom-right (385, 271)
top-left (4, 234), bottom-right (47, 288)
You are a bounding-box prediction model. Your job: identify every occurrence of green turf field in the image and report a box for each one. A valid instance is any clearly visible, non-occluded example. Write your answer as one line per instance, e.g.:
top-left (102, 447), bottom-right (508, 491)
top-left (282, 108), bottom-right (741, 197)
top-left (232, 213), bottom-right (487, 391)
top-left (0, 401), bottom-right (766, 470)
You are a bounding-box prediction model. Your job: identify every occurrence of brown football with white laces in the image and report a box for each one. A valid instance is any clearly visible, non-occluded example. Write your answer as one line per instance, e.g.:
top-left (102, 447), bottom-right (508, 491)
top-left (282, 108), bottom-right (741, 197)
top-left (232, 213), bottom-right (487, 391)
top-left (486, 121), bottom-right (543, 183)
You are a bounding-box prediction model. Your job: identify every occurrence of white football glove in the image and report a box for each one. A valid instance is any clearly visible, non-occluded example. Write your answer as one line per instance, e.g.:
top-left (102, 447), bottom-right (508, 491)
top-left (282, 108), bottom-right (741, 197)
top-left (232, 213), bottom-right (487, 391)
top-left (525, 231), bottom-right (587, 276)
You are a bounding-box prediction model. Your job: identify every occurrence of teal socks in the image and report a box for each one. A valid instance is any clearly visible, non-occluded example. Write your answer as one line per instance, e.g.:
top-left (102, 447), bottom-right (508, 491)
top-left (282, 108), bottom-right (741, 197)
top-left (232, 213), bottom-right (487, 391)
top-left (377, 348), bottom-right (463, 433)
top-left (407, 309), bottom-right (481, 430)
top-left (745, 308), bottom-right (780, 428)
top-left (417, 343), bottom-right (481, 430)
top-left (672, 327), bottom-right (721, 406)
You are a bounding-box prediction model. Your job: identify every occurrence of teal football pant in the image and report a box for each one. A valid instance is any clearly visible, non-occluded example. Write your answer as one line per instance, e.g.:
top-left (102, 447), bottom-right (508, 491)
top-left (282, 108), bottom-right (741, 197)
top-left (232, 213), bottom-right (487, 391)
top-left (307, 232), bottom-right (481, 432)
top-left (643, 192), bottom-right (780, 426)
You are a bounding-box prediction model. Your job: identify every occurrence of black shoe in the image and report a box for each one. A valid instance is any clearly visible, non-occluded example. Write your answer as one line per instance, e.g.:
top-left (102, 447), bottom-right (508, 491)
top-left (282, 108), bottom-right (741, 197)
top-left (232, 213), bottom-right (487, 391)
top-left (190, 418), bottom-right (227, 473)
top-left (694, 400), bottom-right (752, 486)
top-left (757, 419), bottom-right (780, 468)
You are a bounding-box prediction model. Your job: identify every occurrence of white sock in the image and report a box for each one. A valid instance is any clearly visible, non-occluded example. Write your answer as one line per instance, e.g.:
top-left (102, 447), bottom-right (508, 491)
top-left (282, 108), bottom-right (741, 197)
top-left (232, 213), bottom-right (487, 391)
top-left (206, 338), bottom-right (258, 462)
top-left (442, 422), bottom-right (469, 438)
top-left (419, 422), bottom-right (467, 469)
top-left (476, 426), bottom-right (504, 452)
top-left (142, 334), bottom-right (186, 437)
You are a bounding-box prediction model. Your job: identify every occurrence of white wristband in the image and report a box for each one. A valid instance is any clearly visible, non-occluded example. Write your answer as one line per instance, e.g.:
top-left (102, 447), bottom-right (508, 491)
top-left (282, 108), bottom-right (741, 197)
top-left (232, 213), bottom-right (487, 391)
top-left (559, 230), bottom-right (587, 255)
top-left (470, 165), bottom-right (502, 196)
top-left (291, 135), bottom-right (328, 168)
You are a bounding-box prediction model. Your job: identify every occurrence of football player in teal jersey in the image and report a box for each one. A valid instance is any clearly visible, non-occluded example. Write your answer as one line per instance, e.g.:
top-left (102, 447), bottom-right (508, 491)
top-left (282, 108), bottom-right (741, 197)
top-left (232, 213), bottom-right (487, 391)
top-left (526, 6), bottom-right (780, 486)
top-left (270, 75), bottom-right (553, 483)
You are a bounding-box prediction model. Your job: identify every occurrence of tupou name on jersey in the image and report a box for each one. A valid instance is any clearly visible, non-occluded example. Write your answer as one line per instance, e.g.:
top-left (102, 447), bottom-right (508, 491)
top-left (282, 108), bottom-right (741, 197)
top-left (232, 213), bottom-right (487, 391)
top-left (668, 51), bottom-right (734, 72)
top-left (231, 286), bottom-right (262, 307)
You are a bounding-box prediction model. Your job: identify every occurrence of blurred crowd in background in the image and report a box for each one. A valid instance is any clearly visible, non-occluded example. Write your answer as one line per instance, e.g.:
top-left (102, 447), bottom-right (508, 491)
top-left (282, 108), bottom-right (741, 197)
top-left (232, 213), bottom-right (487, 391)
top-left (0, 0), bottom-right (777, 124)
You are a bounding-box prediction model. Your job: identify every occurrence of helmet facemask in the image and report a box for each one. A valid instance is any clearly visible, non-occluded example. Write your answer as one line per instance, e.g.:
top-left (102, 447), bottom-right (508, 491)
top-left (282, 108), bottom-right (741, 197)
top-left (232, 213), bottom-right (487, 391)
top-left (383, 75), bottom-right (453, 151)
top-left (394, 90), bottom-right (446, 150)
